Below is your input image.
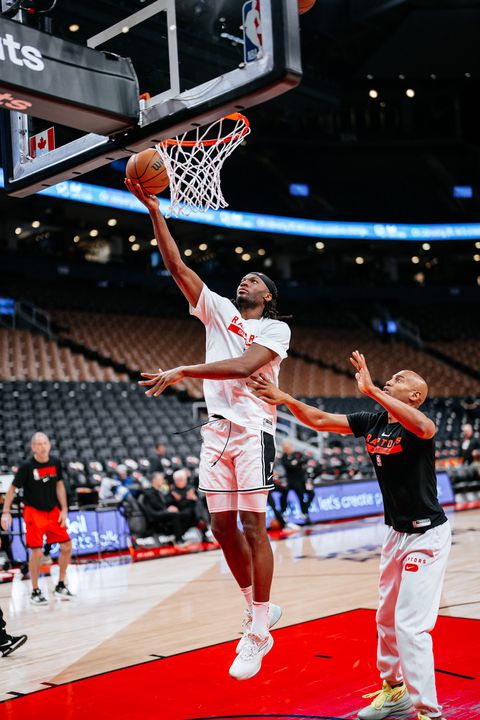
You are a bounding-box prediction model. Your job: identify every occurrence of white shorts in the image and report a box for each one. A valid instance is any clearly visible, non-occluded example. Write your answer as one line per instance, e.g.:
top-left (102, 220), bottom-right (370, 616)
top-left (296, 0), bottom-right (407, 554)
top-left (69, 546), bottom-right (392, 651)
top-left (199, 418), bottom-right (276, 495)
top-left (205, 490), bottom-right (269, 514)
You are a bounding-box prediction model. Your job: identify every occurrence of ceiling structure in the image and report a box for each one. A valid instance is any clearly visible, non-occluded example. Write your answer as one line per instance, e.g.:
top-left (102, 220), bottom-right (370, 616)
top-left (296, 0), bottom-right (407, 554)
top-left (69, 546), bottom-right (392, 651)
top-left (1, 0), bottom-right (480, 289)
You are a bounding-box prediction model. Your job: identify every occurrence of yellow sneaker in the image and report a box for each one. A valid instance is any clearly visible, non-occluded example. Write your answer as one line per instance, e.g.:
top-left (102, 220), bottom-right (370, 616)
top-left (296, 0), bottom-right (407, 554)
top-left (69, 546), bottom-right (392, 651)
top-left (418, 713), bottom-right (446, 720)
top-left (358, 680), bottom-right (413, 720)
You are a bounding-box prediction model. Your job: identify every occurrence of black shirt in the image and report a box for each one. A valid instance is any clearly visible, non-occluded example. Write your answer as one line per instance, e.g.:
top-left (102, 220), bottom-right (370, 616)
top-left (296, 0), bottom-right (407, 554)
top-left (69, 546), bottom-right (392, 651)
top-left (281, 452), bottom-right (308, 483)
top-left (13, 456), bottom-right (64, 512)
top-left (460, 438), bottom-right (480, 465)
top-left (347, 411), bottom-right (447, 534)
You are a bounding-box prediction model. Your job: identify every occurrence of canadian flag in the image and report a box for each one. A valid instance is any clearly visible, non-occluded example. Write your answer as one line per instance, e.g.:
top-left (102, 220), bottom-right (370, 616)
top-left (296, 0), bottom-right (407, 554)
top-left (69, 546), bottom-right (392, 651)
top-left (29, 127), bottom-right (55, 159)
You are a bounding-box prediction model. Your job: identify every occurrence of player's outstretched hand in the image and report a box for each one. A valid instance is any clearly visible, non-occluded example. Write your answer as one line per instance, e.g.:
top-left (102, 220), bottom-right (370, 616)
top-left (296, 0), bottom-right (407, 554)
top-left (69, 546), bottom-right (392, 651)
top-left (350, 350), bottom-right (375, 396)
top-left (124, 178), bottom-right (160, 213)
top-left (247, 373), bottom-right (288, 405)
top-left (139, 366), bottom-right (185, 397)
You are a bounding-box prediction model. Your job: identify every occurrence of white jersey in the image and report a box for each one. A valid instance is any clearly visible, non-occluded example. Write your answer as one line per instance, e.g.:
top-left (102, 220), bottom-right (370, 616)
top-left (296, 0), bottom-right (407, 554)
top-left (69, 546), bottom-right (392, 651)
top-left (190, 284), bottom-right (290, 435)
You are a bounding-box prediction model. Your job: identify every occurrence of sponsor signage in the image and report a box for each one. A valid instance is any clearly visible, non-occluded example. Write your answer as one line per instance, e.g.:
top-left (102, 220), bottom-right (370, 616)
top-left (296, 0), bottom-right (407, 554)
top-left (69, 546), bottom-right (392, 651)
top-left (11, 508), bottom-right (130, 559)
top-left (268, 472), bottom-right (454, 526)
top-left (0, 17), bottom-right (139, 134)
top-left (1, 167), bottom-right (479, 241)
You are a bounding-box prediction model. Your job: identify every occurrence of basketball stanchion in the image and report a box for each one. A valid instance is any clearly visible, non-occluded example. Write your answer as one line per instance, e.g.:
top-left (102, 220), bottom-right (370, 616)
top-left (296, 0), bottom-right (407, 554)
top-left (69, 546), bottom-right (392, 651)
top-left (155, 113), bottom-right (250, 216)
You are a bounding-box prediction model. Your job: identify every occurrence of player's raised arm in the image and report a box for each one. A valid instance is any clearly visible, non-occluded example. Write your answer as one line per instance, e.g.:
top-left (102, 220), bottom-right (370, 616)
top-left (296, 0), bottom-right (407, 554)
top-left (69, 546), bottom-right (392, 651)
top-left (350, 351), bottom-right (435, 439)
top-left (124, 179), bottom-right (203, 307)
top-left (247, 374), bottom-right (353, 434)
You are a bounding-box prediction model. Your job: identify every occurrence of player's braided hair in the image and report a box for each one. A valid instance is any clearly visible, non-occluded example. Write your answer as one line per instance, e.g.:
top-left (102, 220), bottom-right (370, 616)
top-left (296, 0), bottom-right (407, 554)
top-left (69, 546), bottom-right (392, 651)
top-left (262, 296), bottom-right (286, 319)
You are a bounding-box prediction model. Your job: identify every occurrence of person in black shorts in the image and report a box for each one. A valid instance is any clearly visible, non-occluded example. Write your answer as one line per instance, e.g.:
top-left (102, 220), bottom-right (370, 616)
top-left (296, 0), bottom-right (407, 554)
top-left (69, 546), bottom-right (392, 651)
top-left (1, 432), bottom-right (74, 605)
top-left (0, 606), bottom-right (27, 657)
top-left (248, 351), bottom-right (450, 720)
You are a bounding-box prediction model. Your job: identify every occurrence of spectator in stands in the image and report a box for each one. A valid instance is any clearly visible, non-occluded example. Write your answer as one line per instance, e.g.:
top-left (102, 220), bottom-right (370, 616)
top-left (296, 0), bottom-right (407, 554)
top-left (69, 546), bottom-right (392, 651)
top-left (115, 464), bottom-right (142, 497)
top-left (0, 432), bottom-right (74, 604)
top-left (170, 469), bottom-right (213, 541)
top-left (249, 353), bottom-right (451, 720)
top-left (150, 443), bottom-right (172, 477)
top-left (141, 472), bottom-right (189, 543)
top-left (280, 440), bottom-right (314, 523)
top-left (0, 606), bottom-right (27, 657)
top-left (99, 464), bottom-right (146, 502)
top-left (459, 423), bottom-right (479, 465)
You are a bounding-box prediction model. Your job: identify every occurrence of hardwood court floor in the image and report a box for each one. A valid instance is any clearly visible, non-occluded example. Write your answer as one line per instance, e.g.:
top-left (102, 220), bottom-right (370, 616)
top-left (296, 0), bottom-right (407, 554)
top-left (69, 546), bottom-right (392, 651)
top-left (1, 508), bottom-right (479, 716)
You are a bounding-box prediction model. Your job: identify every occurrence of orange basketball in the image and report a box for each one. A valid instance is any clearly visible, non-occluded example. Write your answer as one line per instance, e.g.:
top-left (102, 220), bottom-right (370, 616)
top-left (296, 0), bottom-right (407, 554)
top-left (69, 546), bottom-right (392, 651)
top-left (298, 0), bottom-right (316, 14)
top-left (126, 148), bottom-right (169, 195)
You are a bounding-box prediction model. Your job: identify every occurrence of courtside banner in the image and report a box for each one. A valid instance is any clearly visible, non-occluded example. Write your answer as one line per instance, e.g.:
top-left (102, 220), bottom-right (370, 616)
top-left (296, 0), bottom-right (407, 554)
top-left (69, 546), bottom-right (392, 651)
top-left (10, 508), bottom-right (130, 559)
top-left (0, 17), bottom-right (139, 134)
top-left (269, 472), bottom-right (454, 526)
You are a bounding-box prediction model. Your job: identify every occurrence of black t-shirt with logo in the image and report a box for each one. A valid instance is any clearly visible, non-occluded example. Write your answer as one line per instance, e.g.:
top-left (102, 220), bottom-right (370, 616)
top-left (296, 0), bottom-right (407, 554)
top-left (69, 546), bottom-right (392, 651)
top-left (347, 411), bottom-right (447, 534)
top-left (13, 456), bottom-right (63, 512)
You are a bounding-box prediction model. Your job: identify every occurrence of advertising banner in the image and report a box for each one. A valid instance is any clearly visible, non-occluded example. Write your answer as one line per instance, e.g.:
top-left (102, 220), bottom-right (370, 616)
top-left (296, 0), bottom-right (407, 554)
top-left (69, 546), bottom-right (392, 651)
top-left (0, 16), bottom-right (139, 133)
top-left (268, 472), bottom-right (454, 525)
top-left (10, 508), bottom-right (130, 561)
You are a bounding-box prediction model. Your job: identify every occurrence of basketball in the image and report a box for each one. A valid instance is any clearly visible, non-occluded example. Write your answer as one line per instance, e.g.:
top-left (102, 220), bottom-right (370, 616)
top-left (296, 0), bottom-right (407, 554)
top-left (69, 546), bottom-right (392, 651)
top-left (125, 148), bottom-right (169, 195)
top-left (298, 0), bottom-right (316, 14)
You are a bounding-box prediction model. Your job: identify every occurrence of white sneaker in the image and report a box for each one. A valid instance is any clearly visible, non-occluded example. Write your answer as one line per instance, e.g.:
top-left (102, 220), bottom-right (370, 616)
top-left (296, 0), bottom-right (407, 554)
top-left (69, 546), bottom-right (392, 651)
top-left (204, 529), bottom-right (215, 542)
top-left (229, 632), bottom-right (273, 680)
top-left (30, 589), bottom-right (48, 605)
top-left (236, 603), bottom-right (282, 653)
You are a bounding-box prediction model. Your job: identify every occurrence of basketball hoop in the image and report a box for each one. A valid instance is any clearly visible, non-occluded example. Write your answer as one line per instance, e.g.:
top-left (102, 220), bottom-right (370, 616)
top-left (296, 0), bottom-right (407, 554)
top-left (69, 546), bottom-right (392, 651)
top-left (155, 113), bottom-right (250, 216)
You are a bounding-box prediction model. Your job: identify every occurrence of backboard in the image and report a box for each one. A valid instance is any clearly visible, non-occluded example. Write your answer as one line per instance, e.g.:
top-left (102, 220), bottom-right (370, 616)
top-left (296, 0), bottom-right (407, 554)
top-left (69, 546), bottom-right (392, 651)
top-left (1, 0), bottom-right (302, 197)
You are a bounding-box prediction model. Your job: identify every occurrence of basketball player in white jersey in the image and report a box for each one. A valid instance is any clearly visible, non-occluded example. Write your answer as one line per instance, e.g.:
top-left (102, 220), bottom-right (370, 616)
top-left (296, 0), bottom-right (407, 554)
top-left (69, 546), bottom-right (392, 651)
top-left (248, 351), bottom-right (451, 720)
top-left (125, 179), bottom-right (291, 680)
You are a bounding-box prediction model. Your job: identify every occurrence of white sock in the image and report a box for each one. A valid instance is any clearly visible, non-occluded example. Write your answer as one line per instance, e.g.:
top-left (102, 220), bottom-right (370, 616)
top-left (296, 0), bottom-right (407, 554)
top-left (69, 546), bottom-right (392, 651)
top-left (240, 585), bottom-right (253, 610)
top-left (251, 600), bottom-right (269, 637)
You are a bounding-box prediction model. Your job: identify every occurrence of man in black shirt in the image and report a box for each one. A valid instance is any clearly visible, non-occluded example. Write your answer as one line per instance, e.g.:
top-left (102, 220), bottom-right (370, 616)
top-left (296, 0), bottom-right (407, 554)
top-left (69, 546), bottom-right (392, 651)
top-left (1, 432), bottom-right (74, 605)
top-left (280, 440), bottom-right (314, 522)
top-left (459, 423), bottom-right (479, 465)
top-left (141, 472), bottom-right (189, 542)
top-left (248, 351), bottom-right (450, 720)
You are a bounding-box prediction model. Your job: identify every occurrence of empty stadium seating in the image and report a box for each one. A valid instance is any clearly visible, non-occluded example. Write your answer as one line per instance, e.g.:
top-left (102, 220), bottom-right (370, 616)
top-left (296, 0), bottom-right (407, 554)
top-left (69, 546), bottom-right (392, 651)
top-left (0, 329), bottom-right (126, 382)
top-left (49, 311), bottom-right (480, 398)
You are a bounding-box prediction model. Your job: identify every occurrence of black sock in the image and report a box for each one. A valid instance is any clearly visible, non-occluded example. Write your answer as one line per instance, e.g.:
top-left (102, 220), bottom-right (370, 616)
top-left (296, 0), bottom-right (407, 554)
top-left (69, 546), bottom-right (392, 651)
top-left (56, 581), bottom-right (65, 588)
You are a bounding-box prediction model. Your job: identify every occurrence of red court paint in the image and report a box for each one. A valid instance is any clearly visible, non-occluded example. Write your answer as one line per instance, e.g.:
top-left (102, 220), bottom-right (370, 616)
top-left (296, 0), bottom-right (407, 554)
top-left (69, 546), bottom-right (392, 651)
top-left (2, 610), bottom-right (478, 720)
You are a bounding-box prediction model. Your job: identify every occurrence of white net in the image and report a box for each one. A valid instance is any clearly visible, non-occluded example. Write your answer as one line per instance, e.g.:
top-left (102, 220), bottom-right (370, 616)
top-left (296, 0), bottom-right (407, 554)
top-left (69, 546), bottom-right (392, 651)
top-left (155, 113), bottom-right (250, 217)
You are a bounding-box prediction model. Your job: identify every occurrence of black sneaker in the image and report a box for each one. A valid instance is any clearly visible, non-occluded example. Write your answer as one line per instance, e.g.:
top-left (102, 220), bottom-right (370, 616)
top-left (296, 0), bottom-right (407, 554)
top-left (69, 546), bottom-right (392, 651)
top-left (0, 634), bottom-right (28, 657)
top-left (30, 588), bottom-right (48, 605)
top-left (54, 582), bottom-right (75, 600)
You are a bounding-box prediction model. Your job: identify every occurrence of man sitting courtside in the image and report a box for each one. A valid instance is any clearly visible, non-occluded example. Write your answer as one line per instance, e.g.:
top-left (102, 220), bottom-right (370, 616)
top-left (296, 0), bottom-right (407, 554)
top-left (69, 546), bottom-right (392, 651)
top-left (141, 472), bottom-right (189, 543)
top-left (169, 469), bottom-right (213, 540)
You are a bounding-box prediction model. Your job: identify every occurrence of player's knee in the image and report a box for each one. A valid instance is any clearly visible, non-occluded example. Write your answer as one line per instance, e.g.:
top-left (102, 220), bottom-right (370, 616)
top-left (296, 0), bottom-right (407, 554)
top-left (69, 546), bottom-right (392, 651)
top-left (394, 616), bottom-right (415, 644)
top-left (241, 516), bottom-right (265, 546)
top-left (60, 541), bottom-right (72, 553)
top-left (210, 517), bottom-right (230, 544)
